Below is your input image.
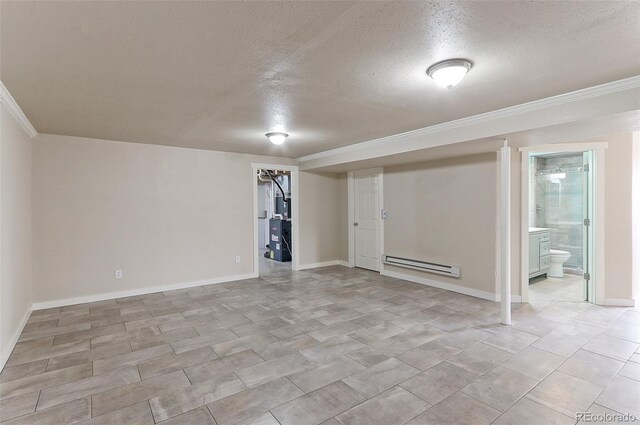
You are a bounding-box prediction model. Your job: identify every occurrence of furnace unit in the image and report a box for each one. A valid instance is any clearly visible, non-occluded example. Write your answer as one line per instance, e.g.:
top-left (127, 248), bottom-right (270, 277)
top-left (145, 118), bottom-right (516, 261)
top-left (269, 218), bottom-right (291, 262)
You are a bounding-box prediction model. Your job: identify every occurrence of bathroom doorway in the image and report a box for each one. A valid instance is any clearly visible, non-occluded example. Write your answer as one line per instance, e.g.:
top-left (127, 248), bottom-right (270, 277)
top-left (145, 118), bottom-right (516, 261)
top-left (520, 143), bottom-right (606, 305)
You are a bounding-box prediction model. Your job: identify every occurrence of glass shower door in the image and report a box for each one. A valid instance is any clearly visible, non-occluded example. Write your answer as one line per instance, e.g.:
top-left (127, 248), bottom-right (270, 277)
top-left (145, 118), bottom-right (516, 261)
top-left (583, 151), bottom-right (594, 302)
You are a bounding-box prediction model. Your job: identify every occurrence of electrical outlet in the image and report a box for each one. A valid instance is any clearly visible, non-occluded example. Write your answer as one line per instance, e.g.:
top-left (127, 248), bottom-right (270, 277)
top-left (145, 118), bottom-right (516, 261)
top-left (235, 256), bottom-right (241, 263)
top-left (115, 269), bottom-right (123, 279)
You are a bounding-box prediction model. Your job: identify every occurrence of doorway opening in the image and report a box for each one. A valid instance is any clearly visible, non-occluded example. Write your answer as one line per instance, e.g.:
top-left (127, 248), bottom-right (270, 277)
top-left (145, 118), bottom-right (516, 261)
top-left (252, 164), bottom-right (299, 277)
top-left (521, 144), bottom-right (606, 304)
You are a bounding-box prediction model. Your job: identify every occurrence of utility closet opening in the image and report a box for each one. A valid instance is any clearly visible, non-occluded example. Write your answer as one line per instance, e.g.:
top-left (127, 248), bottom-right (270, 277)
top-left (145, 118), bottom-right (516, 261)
top-left (257, 169), bottom-right (293, 275)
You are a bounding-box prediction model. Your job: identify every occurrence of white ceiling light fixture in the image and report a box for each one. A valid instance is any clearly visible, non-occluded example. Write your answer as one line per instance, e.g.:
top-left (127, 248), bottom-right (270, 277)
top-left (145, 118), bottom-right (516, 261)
top-left (427, 59), bottom-right (473, 89)
top-left (266, 132), bottom-right (288, 145)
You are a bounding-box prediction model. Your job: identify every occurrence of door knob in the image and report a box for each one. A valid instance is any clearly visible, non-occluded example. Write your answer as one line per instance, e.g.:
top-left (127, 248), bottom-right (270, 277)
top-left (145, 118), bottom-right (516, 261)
top-left (354, 222), bottom-right (359, 226)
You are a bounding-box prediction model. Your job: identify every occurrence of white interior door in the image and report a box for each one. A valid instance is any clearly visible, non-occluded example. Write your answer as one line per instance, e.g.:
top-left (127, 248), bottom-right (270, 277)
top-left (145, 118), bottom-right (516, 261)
top-left (354, 169), bottom-right (381, 271)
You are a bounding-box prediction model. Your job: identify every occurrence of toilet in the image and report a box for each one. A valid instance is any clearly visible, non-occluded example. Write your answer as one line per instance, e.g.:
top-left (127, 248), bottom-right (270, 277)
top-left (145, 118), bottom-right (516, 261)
top-left (549, 249), bottom-right (571, 278)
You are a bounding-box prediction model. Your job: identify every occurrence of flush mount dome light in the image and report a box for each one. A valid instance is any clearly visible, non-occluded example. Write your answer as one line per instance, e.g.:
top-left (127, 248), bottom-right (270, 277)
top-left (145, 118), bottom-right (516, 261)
top-left (266, 132), bottom-right (288, 145)
top-left (426, 59), bottom-right (472, 89)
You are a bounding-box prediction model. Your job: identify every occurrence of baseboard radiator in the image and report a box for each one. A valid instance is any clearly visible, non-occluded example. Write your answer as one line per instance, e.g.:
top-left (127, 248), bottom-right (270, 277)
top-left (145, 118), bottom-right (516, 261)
top-left (383, 255), bottom-right (461, 278)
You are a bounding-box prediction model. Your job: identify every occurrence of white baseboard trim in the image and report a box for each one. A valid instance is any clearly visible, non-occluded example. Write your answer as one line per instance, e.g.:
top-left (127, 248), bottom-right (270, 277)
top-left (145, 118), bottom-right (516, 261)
top-left (31, 272), bottom-right (259, 311)
top-left (382, 269), bottom-right (510, 303)
top-left (1, 305), bottom-right (33, 371)
top-left (604, 298), bottom-right (636, 307)
top-left (495, 294), bottom-right (523, 303)
top-left (299, 260), bottom-right (350, 270)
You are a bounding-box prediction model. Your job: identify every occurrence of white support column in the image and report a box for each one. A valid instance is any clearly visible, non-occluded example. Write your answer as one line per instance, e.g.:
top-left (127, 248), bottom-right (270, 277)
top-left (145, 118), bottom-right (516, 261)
top-left (500, 143), bottom-right (512, 325)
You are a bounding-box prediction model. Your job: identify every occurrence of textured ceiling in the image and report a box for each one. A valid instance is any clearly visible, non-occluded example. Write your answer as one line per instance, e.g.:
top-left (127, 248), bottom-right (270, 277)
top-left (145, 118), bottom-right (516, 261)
top-left (1, 1), bottom-right (639, 158)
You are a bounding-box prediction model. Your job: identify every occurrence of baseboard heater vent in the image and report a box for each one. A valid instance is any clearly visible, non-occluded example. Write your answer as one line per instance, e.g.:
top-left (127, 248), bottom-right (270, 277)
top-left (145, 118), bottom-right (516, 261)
top-left (383, 255), bottom-right (461, 278)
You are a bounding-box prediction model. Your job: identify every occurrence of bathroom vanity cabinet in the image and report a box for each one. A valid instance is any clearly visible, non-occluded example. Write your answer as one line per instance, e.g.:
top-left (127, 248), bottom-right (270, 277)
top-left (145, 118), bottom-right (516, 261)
top-left (529, 228), bottom-right (550, 279)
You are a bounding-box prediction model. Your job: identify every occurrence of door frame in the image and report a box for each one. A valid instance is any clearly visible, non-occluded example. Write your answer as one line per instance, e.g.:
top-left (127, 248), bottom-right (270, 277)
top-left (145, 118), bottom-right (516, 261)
top-left (347, 168), bottom-right (384, 272)
top-left (251, 163), bottom-right (300, 274)
top-left (518, 142), bottom-right (607, 305)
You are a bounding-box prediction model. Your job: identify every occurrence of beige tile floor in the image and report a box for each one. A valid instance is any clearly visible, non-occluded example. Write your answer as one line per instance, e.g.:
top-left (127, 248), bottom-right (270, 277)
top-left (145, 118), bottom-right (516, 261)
top-left (529, 273), bottom-right (587, 303)
top-left (1, 262), bottom-right (638, 424)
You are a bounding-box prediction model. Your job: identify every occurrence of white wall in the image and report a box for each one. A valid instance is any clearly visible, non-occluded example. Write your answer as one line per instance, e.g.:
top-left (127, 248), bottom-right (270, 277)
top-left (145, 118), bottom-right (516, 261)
top-left (298, 171), bottom-right (347, 266)
top-left (383, 154), bottom-right (498, 297)
top-left (603, 134), bottom-right (634, 301)
top-left (1, 104), bottom-right (33, 367)
top-left (32, 134), bottom-right (296, 306)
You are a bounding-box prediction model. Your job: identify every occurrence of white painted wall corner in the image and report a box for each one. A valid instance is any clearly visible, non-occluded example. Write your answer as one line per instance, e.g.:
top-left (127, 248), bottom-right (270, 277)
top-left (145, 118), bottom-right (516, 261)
top-left (0, 80), bottom-right (37, 137)
top-left (0, 306), bottom-right (32, 371)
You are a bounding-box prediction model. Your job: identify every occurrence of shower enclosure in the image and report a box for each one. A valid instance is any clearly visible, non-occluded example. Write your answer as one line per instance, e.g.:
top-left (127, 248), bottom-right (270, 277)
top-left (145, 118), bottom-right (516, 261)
top-left (533, 154), bottom-right (584, 269)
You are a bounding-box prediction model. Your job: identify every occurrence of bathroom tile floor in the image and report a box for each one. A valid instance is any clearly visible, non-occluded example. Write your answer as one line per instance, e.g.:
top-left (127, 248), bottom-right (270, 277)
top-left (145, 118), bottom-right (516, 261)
top-left (529, 273), bottom-right (587, 303)
top-left (1, 264), bottom-right (638, 425)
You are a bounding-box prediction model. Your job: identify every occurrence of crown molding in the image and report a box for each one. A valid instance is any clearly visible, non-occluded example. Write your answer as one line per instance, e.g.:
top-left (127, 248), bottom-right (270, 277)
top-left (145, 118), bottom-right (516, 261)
top-left (298, 75), bottom-right (640, 168)
top-left (0, 81), bottom-right (37, 138)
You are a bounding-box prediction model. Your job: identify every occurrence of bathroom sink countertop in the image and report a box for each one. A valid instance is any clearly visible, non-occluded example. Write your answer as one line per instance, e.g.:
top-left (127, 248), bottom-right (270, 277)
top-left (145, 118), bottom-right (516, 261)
top-left (529, 227), bottom-right (549, 232)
